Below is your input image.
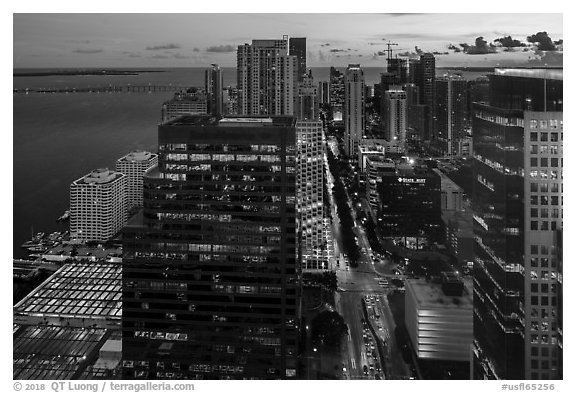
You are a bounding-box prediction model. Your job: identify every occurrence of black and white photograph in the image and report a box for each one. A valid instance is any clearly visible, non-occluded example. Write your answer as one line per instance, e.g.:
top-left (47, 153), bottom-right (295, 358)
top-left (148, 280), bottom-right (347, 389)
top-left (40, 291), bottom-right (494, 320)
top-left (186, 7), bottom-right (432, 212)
top-left (10, 4), bottom-right (567, 388)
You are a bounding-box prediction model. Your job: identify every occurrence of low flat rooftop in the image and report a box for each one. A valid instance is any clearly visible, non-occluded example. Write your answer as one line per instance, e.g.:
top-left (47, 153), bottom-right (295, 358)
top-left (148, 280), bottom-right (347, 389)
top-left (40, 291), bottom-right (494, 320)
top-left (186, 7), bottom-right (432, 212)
top-left (494, 68), bottom-right (563, 81)
top-left (117, 150), bottom-right (157, 163)
top-left (161, 115), bottom-right (296, 128)
top-left (433, 168), bottom-right (463, 192)
top-left (406, 278), bottom-right (473, 309)
top-left (13, 325), bottom-right (110, 380)
top-left (73, 168), bottom-right (124, 185)
top-left (14, 261), bottom-right (122, 324)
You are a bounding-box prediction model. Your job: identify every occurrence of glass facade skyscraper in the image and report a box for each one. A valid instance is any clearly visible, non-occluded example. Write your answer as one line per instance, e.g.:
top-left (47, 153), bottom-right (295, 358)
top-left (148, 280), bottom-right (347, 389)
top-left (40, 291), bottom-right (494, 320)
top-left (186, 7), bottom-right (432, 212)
top-left (472, 68), bottom-right (562, 380)
top-left (122, 115), bottom-right (300, 380)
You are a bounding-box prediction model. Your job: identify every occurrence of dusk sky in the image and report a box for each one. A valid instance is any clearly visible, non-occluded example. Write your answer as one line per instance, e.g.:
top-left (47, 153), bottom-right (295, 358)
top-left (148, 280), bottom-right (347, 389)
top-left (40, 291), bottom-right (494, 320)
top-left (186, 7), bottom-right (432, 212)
top-left (13, 13), bottom-right (563, 68)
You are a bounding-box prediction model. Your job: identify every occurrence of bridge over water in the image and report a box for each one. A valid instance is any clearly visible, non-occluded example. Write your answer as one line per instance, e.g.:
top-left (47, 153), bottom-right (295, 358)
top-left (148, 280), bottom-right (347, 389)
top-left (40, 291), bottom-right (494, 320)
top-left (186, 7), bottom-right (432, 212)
top-left (14, 84), bottom-right (189, 94)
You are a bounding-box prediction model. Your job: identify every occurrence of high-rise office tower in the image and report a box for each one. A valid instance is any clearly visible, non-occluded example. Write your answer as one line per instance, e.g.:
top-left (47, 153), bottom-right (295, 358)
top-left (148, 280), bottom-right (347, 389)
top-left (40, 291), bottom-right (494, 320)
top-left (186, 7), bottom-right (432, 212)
top-left (122, 115), bottom-right (300, 380)
top-left (70, 168), bottom-right (127, 241)
top-left (295, 73), bottom-right (327, 270)
top-left (413, 53), bottom-right (436, 141)
top-left (435, 75), bottom-right (468, 156)
top-left (404, 83), bottom-right (420, 106)
top-left (237, 38), bottom-right (297, 116)
top-left (329, 67), bottom-right (345, 119)
top-left (116, 151), bottom-right (158, 210)
top-left (523, 110), bottom-right (563, 380)
top-left (472, 68), bottom-right (563, 380)
top-left (205, 64), bottom-right (223, 116)
top-left (289, 37), bottom-right (306, 82)
top-left (383, 86), bottom-right (407, 144)
top-left (296, 72), bottom-right (319, 121)
top-left (318, 81), bottom-right (330, 105)
top-left (343, 64), bottom-right (365, 157)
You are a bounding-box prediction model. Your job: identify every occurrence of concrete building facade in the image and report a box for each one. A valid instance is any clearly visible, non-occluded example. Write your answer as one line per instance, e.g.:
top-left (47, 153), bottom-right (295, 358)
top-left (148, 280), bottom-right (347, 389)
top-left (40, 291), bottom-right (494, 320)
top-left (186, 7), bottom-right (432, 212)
top-left (116, 151), bottom-right (158, 210)
top-left (343, 64), bottom-right (365, 157)
top-left (70, 168), bottom-right (127, 241)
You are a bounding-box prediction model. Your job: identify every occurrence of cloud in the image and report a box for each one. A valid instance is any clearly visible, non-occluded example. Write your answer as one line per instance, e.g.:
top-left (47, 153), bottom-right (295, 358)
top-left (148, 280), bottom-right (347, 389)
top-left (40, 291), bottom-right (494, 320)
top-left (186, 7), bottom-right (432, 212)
top-left (329, 48), bottom-right (346, 53)
top-left (73, 48), bottom-right (103, 54)
top-left (459, 37), bottom-right (498, 55)
top-left (146, 43), bottom-right (181, 51)
top-left (447, 43), bottom-right (461, 53)
top-left (172, 53), bottom-right (190, 59)
top-left (493, 35), bottom-right (526, 48)
top-left (193, 48), bottom-right (200, 52)
top-left (123, 51), bottom-right (142, 58)
top-left (206, 45), bottom-right (235, 53)
top-left (374, 51), bottom-right (387, 56)
top-left (68, 39), bottom-right (91, 44)
top-left (320, 43), bottom-right (331, 47)
top-left (151, 54), bottom-right (170, 59)
top-left (527, 32), bottom-right (558, 51)
top-left (396, 47), bottom-right (422, 59)
top-left (432, 51), bottom-right (449, 55)
top-left (318, 50), bottom-right (326, 62)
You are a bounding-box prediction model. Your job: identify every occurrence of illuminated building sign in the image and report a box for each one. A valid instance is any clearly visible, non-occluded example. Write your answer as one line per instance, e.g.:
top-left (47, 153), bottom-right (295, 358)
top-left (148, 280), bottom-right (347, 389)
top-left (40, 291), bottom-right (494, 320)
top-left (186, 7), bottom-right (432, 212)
top-left (397, 177), bottom-right (426, 184)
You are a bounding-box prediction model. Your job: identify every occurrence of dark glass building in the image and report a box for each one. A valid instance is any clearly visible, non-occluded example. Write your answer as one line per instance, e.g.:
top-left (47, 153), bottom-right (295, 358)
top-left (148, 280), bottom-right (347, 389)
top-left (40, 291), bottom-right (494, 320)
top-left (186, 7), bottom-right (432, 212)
top-left (288, 37), bottom-right (307, 82)
top-left (413, 53), bottom-right (436, 141)
top-left (122, 115), bottom-right (300, 380)
top-left (205, 64), bottom-right (223, 117)
top-left (374, 163), bottom-right (442, 247)
top-left (472, 68), bottom-right (562, 380)
top-left (435, 76), bottom-right (468, 156)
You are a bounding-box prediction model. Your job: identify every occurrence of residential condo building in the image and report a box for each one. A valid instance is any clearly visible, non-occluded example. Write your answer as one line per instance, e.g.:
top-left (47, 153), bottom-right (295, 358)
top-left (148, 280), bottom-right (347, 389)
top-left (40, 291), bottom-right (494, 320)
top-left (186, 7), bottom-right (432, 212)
top-left (70, 168), bottom-right (127, 242)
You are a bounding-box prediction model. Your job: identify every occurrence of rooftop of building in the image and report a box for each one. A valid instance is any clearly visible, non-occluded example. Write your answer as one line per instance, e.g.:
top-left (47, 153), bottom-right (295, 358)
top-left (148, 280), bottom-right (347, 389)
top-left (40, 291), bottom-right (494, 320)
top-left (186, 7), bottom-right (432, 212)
top-left (366, 155), bottom-right (395, 166)
top-left (406, 277), bottom-right (473, 309)
top-left (117, 150), bottom-right (157, 163)
top-left (161, 115), bottom-right (296, 128)
top-left (40, 241), bottom-right (122, 260)
top-left (432, 168), bottom-right (463, 192)
top-left (73, 168), bottom-right (124, 185)
top-left (14, 261), bottom-right (122, 324)
top-left (494, 68), bottom-right (563, 81)
top-left (13, 324), bottom-right (111, 380)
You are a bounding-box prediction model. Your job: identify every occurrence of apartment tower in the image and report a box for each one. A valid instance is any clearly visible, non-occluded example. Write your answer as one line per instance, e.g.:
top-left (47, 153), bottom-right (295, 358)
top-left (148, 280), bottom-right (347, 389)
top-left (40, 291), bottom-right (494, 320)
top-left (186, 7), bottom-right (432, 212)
top-left (70, 168), bottom-right (127, 242)
top-left (237, 38), bottom-right (297, 116)
top-left (116, 151), bottom-right (158, 210)
top-left (343, 64), bottom-right (365, 157)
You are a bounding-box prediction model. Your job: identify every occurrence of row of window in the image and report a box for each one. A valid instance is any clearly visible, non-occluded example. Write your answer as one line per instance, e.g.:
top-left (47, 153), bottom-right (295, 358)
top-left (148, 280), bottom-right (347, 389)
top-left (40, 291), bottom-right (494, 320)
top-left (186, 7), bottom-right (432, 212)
top-left (529, 170), bottom-right (561, 179)
top-left (529, 131), bottom-right (561, 142)
top-left (530, 245), bottom-right (557, 256)
top-left (529, 270), bottom-right (559, 282)
top-left (529, 195), bottom-right (561, 205)
top-left (529, 157), bottom-right (561, 168)
top-left (530, 183), bottom-right (561, 193)
top-left (530, 221), bottom-right (560, 231)
top-left (529, 144), bottom-right (561, 155)
top-left (529, 119), bottom-right (561, 130)
top-left (529, 257), bottom-right (558, 269)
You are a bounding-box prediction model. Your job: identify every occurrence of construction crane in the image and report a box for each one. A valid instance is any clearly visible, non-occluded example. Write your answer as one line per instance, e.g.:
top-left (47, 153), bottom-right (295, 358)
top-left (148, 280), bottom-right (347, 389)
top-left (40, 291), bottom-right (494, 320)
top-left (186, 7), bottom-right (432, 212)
top-left (384, 41), bottom-right (399, 60)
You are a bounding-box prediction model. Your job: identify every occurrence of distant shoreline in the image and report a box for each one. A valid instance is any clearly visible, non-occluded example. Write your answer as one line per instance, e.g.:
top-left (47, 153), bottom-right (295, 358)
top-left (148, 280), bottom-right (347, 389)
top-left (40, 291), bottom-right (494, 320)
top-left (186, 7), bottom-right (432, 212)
top-left (13, 70), bottom-right (166, 77)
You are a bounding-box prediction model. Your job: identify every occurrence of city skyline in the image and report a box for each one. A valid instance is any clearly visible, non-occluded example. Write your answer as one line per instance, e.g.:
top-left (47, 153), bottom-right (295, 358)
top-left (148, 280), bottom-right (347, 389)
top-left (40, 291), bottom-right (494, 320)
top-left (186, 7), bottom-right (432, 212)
top-left (12, 11), bottom-right (567, 384)
top-left (13, 13), bottom-right (563, 68)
